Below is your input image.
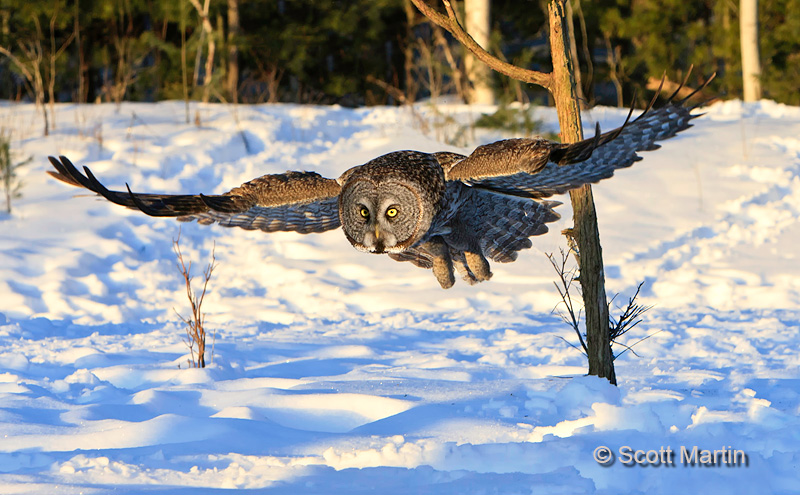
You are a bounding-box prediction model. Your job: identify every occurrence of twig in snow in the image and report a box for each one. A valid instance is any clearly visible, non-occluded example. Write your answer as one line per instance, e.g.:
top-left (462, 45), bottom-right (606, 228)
top-left (173, 231), bottom-right (217, 368)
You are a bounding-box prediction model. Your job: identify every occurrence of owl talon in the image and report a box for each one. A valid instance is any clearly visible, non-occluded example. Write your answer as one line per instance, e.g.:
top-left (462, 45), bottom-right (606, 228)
top-left (434, 266), bottom-right (455, 289)
top-left (465, 251), bottom-right (492, 282)
top-left (422, 238), bottom-right (456, 289)
top-left (432, 250), bottom-right (456, 288)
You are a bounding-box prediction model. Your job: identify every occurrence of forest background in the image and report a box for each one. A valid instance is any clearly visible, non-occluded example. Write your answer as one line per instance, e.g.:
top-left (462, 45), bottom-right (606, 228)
top-left (1, 0), bottom-right (798, 112)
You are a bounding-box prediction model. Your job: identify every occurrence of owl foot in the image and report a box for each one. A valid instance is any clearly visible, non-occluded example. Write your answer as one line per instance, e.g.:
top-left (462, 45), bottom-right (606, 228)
top-left (451, 250), bottom-right (492, 285)
top-left (422, 238), bottom-right (456, 289)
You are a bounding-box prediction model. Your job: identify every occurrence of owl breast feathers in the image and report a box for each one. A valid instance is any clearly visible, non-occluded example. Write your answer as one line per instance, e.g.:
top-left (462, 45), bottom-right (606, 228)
top-left (48, 75), bottom-right (713, 288)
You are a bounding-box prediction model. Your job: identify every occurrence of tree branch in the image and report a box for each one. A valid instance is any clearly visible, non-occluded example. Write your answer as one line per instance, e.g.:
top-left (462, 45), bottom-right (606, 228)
top-left (0, 47), bottom-right (35, 82)
top-left (409, 0), bottom-right (552, 90)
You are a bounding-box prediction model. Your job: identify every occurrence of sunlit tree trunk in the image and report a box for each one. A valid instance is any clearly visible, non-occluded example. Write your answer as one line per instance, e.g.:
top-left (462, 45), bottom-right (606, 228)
top-left (740, 0), bottom-right (761, 101)
top-left (227, 0), bottom-right (240, 103)
top-left (464, 0), bottom-right (493, 104)
top-left (190, 0), bottom-right (216, 103)
top-left (409, 0), bottom-right (616, 384)
top-left (549, 0), bottom-right (615, 385)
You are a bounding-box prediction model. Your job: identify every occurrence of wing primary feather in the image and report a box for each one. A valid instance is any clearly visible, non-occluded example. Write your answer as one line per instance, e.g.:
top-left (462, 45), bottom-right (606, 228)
top-left (125, 183), bottom-right (163, 216)
top-left (666, 65), bottom-right (693, 102)
top-left (620, 95), bottom-right (637, 128)
top-left (82, 165), bottom-right (132, 208)
top-left (603, 90), bottom-right (637, 143)
top-left (199, 193), bottom-right (238, 213)
top-left (199, 193), bottom-right (251, 213)
top-left (199, 193), bottom-right (240, 213)
top-left (633, 86), bottom-right (663, 124)
top-left (48, 156), bottom-right (94, 190)
top-left (644, 77), bottom-right (664, 113)
top-left (60, 156), bottom-right (94, 188)
top-left (46, 156), bottom-right (82, 187)
top-left (576, 121), bottom-right (603, 164)
top-left (683, 72), bottom-right (717, 106)
top-left (198, 193), bottom-right (216, 210)
top-left (592, 121), bottom-right (602, 151)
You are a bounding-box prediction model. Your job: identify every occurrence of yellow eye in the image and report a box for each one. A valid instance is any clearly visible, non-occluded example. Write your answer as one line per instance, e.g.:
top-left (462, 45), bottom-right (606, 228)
top-left (386, 207), bottom-right (398, 218)
top-left (359, 206), bottom-right (370, 218)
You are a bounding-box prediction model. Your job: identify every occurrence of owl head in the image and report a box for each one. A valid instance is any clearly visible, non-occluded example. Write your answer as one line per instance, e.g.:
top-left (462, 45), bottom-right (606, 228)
top-left (339, 151), bottom-right (445, 254)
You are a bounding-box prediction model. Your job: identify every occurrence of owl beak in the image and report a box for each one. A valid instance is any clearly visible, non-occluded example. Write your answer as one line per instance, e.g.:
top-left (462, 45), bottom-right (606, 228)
top-left (372, 224), bottom-right (385, 253)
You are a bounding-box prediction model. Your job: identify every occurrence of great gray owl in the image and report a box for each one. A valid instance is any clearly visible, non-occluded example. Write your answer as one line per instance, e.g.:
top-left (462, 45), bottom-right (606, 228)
top-left (48, 77), bottom-right (712, 289)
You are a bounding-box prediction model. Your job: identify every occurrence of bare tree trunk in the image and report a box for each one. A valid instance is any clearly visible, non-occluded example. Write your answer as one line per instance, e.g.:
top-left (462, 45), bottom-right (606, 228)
top-left (572, 0), bottom-right (593, 105)
top-left (1, 9), bottom-right (8, 38)
top-left (417, 37), bottom-right (440, 99)
top-left (74, 0), bottom-right (85, 103)
top-left (7, 21), bottom-right (49, 135)
top-left (181, 0), bottom-right (190, 123)
top-left (740, 0), bottom-right (761, 101)
top-left (464, 0), bottom-right (493, 104)
top-left (564, 0), bottom-right (586, 109)
top-left (30, 17), bottom-right (48, 135)
top-left (409, 0), bottom-right (615, 384)
top-left (433, 25), bottom-right (467, 102)
top-left (48, 8), bottom-right (58, 130)
top-left (190, 0), bottom-right (216, 104)
top-left (549, 0), bottom-right (615, 384)
top-left (0, 45), bottom-right (42, 131)
top-left (47, 3), bottom-right (74, 130)
top-left (227, 0), bottom-right (240, 103)
top-left (402, 0), bottom-right (420, 103)
top-left (604, 33), bottom-right (624, 107)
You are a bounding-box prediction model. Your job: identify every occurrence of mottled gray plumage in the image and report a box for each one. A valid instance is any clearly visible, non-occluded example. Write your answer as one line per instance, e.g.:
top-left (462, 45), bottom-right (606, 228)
top-left (47, 76), bottom-right (712, 288)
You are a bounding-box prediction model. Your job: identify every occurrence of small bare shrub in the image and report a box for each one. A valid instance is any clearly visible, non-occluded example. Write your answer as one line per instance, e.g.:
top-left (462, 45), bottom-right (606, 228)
top-left (173, 232), bottom-right (217, 368)
top-left (547, 248), bottom-right (654, 362)
top-left (0, 128), bottom-right (33, 214)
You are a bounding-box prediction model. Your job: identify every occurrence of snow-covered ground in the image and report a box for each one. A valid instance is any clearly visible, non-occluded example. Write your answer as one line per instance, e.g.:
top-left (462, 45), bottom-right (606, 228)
top-left (0, 97), bottom-right (798, 493)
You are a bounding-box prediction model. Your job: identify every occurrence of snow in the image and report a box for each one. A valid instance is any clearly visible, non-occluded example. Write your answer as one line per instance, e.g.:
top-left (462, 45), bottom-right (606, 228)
top-left (1, 98), bottom-right (799, 493)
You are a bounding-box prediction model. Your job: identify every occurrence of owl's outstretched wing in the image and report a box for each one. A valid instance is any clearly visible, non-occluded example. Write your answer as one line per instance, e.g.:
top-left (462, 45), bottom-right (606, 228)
top-left (47, 156), bottom-right (342, 234)
top-left (445, 73), bottom-right (715, 199)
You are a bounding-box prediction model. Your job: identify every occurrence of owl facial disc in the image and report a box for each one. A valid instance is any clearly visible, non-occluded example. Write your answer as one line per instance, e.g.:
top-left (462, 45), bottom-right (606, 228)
top-left (339, 179), bottom-right (424, 254)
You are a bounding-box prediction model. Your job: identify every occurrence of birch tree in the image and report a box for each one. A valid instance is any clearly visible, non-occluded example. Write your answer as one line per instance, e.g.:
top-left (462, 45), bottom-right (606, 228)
top-left (190, 0), bottom-right (216, 103)
top-left (740, 0), bottom-right (761, 101)
top-left (464, 0), bottom-right (493, 104)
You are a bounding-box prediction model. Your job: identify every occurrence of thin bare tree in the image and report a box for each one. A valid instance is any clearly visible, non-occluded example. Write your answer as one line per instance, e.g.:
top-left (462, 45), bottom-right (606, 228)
top-left (46, 2), bottom-right (75, 129)
top-left (181, 0), bottom-right (190, 123)
top-left (433, 25), bottom-right (468, 102)
top-left (564, 0), bottom-right (586, 108)
top-left (190, 0), bottom-right (217, 103)
top-left (0, 16), bottom-right (49, 135)
top-left (411, 0), bottom-right (616, 383)
top-left (603, 32), bottom-right (624, 107)
top-left (402, 0), bottom-right (421, 104)
top-left (571, 0), bottom-right (593, 106)
top-left (226, 0), bottom-right (240, 103)
top-left (0, 128), bottom-right (33, 214)
top-left (74, 0), bottom-right (86, 103)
